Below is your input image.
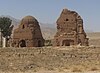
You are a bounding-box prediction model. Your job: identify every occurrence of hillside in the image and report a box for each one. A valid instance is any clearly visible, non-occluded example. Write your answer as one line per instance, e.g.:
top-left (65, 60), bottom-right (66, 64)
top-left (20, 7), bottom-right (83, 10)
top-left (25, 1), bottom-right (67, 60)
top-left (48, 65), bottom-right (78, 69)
top-left (87, 32), bottom-right (100, 46)
top-left (0, 15), bottom-right (100, 46)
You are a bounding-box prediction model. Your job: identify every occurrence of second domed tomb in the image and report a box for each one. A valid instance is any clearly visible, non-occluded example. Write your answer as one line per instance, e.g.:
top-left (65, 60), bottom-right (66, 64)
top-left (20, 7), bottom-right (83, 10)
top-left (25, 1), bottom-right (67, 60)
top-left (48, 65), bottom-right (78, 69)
top-left (12, 16), bottom-right (44, 47)
top-left (53, 9), bottom-right (89, 46)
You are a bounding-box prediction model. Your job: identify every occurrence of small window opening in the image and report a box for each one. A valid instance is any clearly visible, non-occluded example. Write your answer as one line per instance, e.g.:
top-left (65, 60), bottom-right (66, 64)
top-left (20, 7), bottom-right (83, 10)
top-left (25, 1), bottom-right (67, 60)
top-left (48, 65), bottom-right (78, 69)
top-left (66, 19), bottom-right (69, 21)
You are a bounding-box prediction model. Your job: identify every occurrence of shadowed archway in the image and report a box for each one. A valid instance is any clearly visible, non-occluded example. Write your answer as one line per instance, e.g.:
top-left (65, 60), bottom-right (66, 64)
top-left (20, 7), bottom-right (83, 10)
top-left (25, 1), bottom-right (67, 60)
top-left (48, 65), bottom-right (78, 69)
top-left (19, 40), bottom-right (26, 47)
top-left (62, 40), bottom-right (74, 46)
top-left (38, 40), bottom-right (42, 47)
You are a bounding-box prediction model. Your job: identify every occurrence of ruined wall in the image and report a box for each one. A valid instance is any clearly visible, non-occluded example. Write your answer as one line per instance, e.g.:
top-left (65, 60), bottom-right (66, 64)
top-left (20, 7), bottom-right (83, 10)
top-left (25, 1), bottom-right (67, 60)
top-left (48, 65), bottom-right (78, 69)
top-left (53, 8), bottom-right (89, 46)
top-left (0, 47), bottom-right (100, 71)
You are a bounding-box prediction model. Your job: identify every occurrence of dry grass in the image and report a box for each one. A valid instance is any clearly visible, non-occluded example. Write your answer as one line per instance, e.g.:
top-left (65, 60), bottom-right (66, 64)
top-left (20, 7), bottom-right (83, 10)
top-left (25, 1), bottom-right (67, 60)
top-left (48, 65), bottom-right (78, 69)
top-left (89, 67), bottom-right (99, 71)
top-left (0, 46), bottom-right (100, 73)
top-left (71, 65), bottom-right (83, 72)
top-left (72, 68), bottom-right (82, 72)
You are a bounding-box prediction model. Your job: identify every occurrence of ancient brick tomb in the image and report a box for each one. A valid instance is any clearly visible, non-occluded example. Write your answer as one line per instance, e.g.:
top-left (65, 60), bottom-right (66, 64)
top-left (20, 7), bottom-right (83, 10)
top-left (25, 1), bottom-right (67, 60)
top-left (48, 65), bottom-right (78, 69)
top-left (12, 16), bottom-right (44, 47)
top-left (53, 9), bottom-right (89, 46)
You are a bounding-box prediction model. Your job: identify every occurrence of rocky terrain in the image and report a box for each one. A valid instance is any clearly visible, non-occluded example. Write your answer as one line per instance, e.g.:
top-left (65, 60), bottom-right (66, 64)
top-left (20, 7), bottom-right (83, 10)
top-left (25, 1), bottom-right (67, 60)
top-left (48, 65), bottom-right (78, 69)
top-left (0, 46), bottom-right (100, 73)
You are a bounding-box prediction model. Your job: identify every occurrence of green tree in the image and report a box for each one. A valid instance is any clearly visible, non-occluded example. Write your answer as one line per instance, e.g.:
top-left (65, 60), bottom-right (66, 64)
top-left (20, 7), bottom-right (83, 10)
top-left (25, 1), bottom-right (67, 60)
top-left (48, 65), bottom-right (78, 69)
top-left (0, 17), bottom-right (13, 47)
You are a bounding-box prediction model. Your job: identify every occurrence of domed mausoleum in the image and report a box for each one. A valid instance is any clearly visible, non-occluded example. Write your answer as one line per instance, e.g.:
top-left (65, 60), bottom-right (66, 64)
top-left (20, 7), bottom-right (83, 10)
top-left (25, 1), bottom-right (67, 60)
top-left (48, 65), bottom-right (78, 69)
top-left (12, 16), bottom-right (44, 47)
top-left (53, 8), bottom-right (89, 46)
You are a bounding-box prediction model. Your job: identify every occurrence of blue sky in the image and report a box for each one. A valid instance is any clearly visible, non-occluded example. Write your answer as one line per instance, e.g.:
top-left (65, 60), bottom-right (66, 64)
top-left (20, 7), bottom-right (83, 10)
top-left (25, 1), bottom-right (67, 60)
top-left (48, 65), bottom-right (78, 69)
top-left (0, 0), bottom-right (100, 32)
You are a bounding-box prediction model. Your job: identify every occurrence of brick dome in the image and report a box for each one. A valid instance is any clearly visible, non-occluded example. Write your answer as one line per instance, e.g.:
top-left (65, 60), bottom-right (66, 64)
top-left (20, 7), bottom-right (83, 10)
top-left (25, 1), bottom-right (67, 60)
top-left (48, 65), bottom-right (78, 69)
top-left (21, 16), bottom-right (38, 24)
top-left (12, 15), bottom-right (44, 47)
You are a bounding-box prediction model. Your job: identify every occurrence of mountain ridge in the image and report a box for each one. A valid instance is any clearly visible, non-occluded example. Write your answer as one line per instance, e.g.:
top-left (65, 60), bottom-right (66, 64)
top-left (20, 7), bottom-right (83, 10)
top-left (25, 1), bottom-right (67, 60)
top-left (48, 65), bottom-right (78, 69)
top-left (0, 15), bottom-right (94, 39)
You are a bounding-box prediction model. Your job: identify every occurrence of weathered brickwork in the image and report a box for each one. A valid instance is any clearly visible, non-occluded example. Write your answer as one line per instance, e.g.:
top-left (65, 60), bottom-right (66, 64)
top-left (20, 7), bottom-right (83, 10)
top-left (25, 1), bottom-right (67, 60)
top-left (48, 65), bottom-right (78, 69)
top-left (12, 16), bottom-right (44, 47)
top-left (53, 9), bottom-right (89, 46)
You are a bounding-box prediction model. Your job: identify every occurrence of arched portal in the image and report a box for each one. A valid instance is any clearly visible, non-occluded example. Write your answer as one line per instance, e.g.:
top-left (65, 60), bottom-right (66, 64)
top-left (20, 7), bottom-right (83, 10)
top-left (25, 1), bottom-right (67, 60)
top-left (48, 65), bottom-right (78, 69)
top-left (62, 40), bottom-right (74, 46)
top-left (62, 40), bottom-right (70, 46)
top-left (38, 40), bottom-right (42, 47)
top-left (19, 40), bottom-right (26, 47)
